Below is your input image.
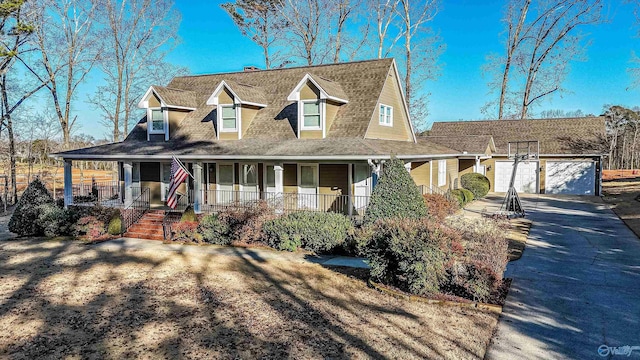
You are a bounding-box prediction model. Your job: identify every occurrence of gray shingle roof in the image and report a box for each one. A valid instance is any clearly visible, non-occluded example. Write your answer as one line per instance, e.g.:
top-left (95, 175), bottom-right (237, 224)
top-left (55, 137), bottom-right (458, 159)
top-left (420, 135), bottom-right (495, 155)
top-left (57, 59), bottom-right (465, 160)
top-left (429, 117), bottom-right (606, 155)
top-left (151, 86), bottom-right (198, 109)
top-left (222, 80), bottom-right (268, 106)
top-left (310, 74), bottom-right (348, 101)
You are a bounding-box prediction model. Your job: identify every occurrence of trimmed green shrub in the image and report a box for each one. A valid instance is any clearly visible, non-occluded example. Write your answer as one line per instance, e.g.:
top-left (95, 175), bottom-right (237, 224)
top-left (460, 188), bottom-right (474, 203)
top-left (364, 157), bottom-right (427, 224)
top-left (181, 206), bottom-right (198, 222)
top-left (360, 218), bottom-right (453, 295)
top-left (263, 211), bottom-right (354, 253)
top-left (450, 189), bottom-right (465, 207)
top-left (198, 213), bottom-right (231, 245)
top-left (9, 179), bottom-right (54, 236)
top-left (36, 203), bottom-right (68, 237)
top-left (460, 173), bottom-right (490, 199)
top-left (107, 216), bottom-right (123, 235)
top-left (450, 189), bottom-right (474, 207)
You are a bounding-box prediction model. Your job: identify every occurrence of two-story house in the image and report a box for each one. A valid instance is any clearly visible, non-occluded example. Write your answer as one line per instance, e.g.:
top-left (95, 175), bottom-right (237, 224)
top-left (54, 59), bottom-right (489, 228)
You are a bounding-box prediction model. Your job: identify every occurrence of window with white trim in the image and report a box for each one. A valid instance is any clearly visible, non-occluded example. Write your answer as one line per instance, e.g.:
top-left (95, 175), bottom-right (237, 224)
top-left (149, 108), bottom-right (165, 133)
top-left (438, 160), bottom-right (446, 186)
top-left (302, 100), bottom-right (321, 129)
top-left (379, 104), bottom-right (393, 126)
top-left (220, 105), bottom-right (238, 131)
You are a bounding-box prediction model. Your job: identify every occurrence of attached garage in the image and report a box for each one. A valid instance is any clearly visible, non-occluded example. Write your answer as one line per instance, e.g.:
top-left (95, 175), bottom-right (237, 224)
top-left (494, 160), bottom-right (539, 193)
top-left (545, 160), bottom-right (596, 195)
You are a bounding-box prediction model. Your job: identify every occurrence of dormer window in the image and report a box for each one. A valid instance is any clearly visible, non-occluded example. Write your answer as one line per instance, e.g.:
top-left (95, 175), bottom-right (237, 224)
top-left (302, 100), bottom-right (321, 129)
top-left (149, 108), bottom-right (165, 133)
top-left (220, 104), bottom-right (238, 132)
top-left (379, 104), bottom-right (393, 127)
top-left (287, 73), bottom-right (348, 139)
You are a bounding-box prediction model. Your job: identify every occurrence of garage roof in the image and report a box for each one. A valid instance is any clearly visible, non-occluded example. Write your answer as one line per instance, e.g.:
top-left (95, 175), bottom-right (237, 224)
top-left (429, 117), bottom-right (606, 155)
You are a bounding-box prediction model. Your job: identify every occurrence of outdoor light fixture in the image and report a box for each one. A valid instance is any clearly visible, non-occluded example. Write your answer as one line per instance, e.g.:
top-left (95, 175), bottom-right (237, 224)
top-left (486, 165), bottom-right (492, 171)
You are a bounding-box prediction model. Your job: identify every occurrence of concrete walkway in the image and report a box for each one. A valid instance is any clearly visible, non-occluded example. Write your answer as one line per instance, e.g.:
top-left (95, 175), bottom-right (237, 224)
top-left (486, 195), bottom-right (640, 359)
top-left (92, 237), bottom-right (370, 269)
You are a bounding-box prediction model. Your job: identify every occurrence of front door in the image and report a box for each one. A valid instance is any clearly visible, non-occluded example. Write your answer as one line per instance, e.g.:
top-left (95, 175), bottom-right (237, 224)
top-left (161, 162), bottom-right (171, 201)
top-left (298, 164), bottom-right (318, 209)
top-left (240, 163), bottom-right (259, 202)
top-left (216, 163), bottom-right (234, 204)
top-left (353, 164), bottom-right (370, 210)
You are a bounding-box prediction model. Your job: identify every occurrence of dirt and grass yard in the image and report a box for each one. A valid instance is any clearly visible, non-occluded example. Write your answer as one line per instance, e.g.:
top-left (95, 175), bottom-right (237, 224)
top-left (602, 173), bottom-right (640, 238)
top-left (0, 237), bottom-right (499, 359)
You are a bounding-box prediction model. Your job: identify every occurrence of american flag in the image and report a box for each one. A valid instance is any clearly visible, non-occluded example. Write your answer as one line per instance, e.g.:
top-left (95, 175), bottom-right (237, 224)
top-left (166, 157), bottom-right (189, 209)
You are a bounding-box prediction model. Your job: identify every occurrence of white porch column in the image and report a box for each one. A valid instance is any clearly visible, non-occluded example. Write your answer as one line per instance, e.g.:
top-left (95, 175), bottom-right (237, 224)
top-left (193, 162), bottom-right (203, 213)
top-left (274, 163), bottom-right (284, 193)
top-left (63, 159), bottom-right (73, 209)
top-left (475, 156), bottom-right (481, 173)
top-left (368, 159), bottom-right (382, 189)
top-left (274, 163), bottom-right (284, 213)
top-left (404, 162), bottom-right (412, 173)
top-left (347, 164), bottom-right (353, 217)
top-left (123, 161), bottom-right (133, 207)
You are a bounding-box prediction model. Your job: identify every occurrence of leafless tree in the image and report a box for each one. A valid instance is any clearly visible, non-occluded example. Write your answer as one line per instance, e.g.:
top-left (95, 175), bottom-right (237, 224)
top-left (221, 0), bottom-right (288, 69)
top-left (0, 2), bottom-right (47, 203)
top-left (369, 0), bottom-right (401, 58)
top-left (278, 0), bottom-right (333, 65)
top-left (485, 0), bottom-right (603, 119)
top-left (91, 0), bottom-right (184, 142)
top-left (24, 0), bottom-right (100, 149)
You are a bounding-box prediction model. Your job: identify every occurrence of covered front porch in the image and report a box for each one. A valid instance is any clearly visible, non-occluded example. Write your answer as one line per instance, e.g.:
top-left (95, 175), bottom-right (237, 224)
top-left (61, 159), bottom-right (383, 217)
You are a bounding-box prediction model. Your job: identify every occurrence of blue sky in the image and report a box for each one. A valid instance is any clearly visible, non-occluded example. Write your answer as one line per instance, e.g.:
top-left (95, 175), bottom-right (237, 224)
top-left (71, 0), bottom-right (640, 138)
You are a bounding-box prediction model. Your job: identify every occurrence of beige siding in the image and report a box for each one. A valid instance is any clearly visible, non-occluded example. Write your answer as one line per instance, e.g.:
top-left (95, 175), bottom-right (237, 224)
top-left (410, 161), bottom-right (430, 187)
top-left (148, 93), bottom-right (161, 107)
top-left (447, 158), bottom-right (459, 190)
top-left (300, 130), bottom-right (323, 139)
top-left (365, 66), bottom-right (413, 141)
top-left (481, 158), bottom-right (497, 192)
top-left (219, 88), bottom-right (234, 104)
top-left (219, 131), bottom-right (239, 140)
top-left (240, 105), bottom-right (259, 138)
top-left (168, 110), bottom-right (188, 139)
top-left (300, 81), bottom-right (320, 100)
top-left (325, 100), bottom-right (340, 132)
top-left (431, 158), bottom-right (459, 191)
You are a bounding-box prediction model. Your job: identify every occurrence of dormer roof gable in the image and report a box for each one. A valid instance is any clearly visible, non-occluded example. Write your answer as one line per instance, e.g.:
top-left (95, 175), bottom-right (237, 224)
top-left (286, 73), bottom-right (348, 103)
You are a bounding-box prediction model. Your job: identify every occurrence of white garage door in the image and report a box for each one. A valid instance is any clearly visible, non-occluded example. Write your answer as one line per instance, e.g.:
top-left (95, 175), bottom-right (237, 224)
top-left (494, 161), bottom-right (539, 193)
top-left (545, 161), bottom-right (596, 195)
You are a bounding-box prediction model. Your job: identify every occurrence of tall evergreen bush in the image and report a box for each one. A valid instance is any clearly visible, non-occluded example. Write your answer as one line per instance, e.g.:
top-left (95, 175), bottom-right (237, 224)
top-left (9, 179), bottom-right (54, 236)
top-left (364, 157), bottom-right (427, 224)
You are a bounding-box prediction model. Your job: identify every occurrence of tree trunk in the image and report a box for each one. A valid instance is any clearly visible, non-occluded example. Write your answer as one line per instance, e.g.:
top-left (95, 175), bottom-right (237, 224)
top-left (6, 115), bottom-right (16, 204)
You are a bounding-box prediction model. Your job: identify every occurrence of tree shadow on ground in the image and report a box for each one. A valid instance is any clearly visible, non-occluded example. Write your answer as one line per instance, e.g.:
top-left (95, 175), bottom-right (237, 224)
top-left (0, 237), bottom-right (497, 359)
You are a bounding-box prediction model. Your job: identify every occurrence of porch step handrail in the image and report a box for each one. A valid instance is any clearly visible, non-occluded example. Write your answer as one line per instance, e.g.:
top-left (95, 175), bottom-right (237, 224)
top-left (121, 187), bottom-right (150, 235)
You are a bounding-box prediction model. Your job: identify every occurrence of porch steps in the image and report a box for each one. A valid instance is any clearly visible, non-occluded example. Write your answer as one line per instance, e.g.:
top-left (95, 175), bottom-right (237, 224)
top-left (124, 210), bottom-right (166, 241)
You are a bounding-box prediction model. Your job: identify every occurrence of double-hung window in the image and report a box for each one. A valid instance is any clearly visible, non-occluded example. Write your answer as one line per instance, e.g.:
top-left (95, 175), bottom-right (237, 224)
top-left (149, 108), bottom-right (165, 133)
top-left (221, 105), bottom-right (237, 131)
top-left (438, 160), bottom-right (447, 186)
top-left (379, 104), bottom-right (393, 126)
top-left (302, 100), bottom-right (321, 129)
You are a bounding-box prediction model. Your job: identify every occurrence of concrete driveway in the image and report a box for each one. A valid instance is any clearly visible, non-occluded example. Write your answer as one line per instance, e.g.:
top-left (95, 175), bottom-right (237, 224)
top-left (486, 195), bottom-right (640, 359)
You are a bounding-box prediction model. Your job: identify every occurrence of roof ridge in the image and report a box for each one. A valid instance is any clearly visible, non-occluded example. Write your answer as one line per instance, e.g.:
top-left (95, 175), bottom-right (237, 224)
top-left (173, 58), bottom-right (394, 79)
top-left (433, 116), bottom-right (604, 125)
